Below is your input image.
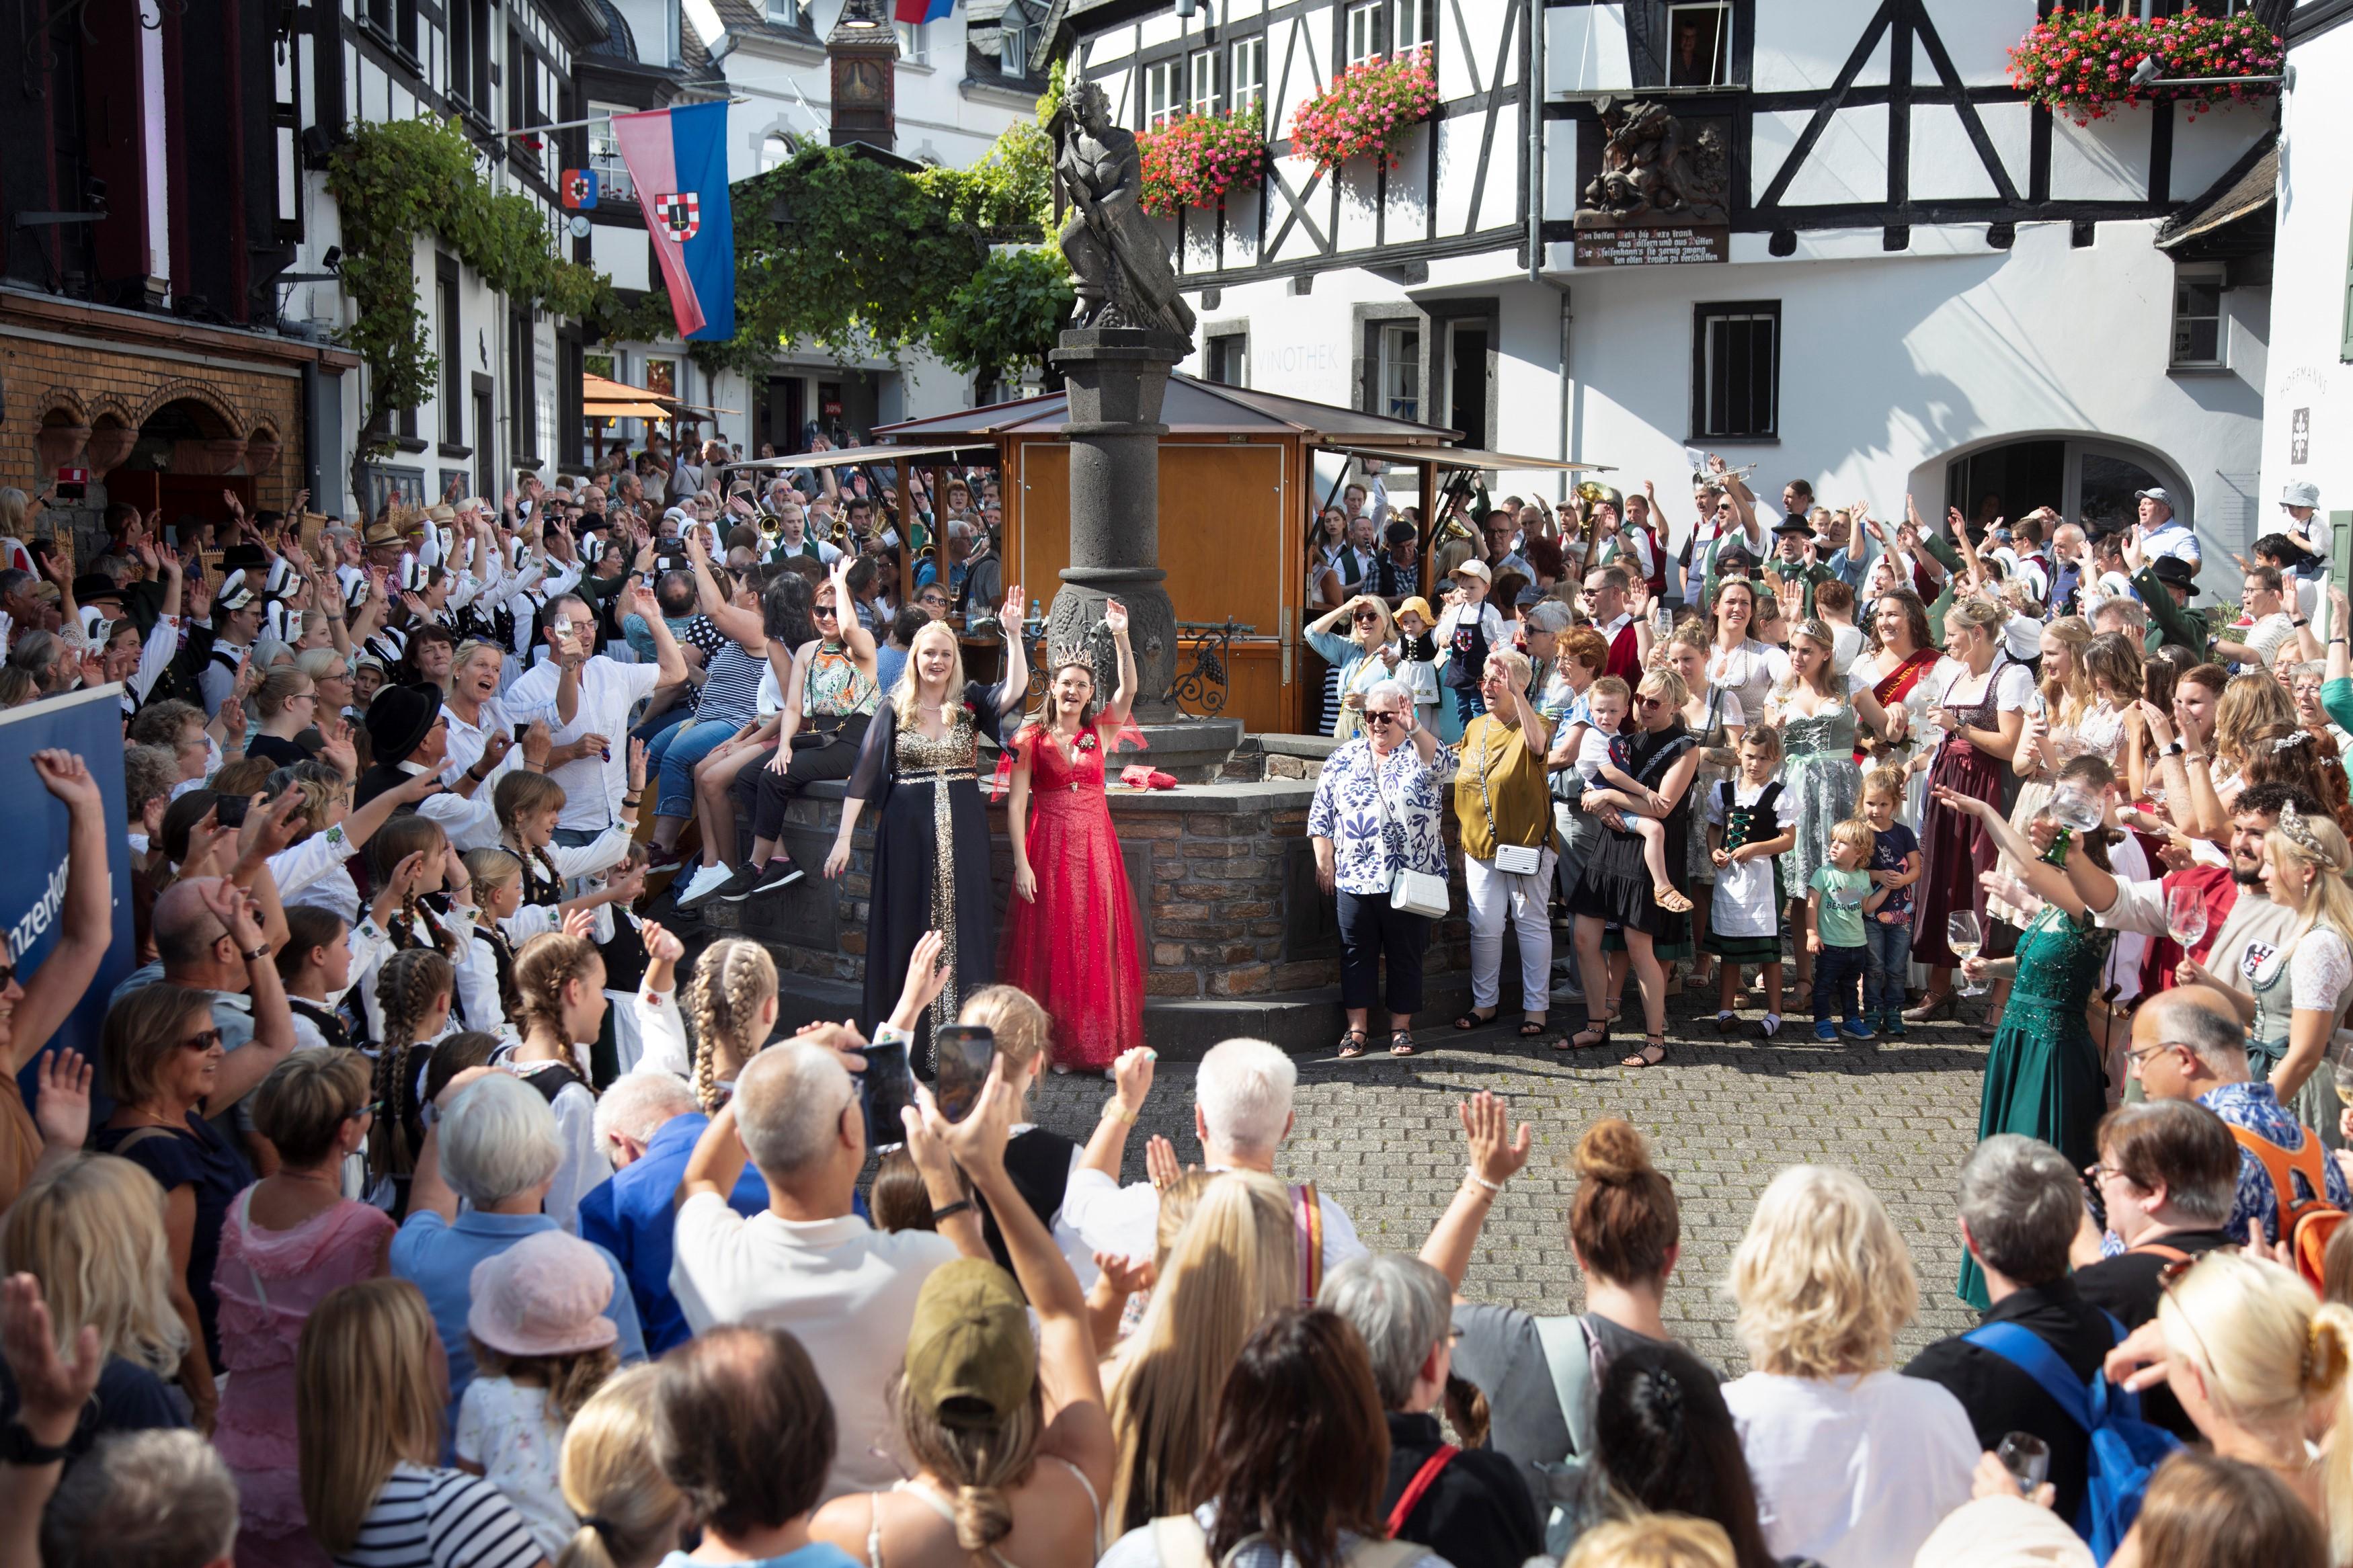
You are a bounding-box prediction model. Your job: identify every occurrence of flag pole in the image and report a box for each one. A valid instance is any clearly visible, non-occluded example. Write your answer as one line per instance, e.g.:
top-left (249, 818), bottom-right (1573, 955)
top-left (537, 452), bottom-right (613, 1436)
top-left (508, 96), bottom-right (748, 138)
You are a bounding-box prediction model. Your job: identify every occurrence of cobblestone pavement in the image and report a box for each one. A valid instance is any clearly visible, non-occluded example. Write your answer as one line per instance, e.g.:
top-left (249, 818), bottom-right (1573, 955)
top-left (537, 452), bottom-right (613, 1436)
top-left (1026, 986), bottom-right (1997, 1375)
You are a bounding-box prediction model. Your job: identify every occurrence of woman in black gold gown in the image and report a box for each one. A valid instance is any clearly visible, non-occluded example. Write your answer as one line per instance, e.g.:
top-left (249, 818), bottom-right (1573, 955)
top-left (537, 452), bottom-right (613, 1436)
top-left (826, 589), bottom-right (1026, 1062)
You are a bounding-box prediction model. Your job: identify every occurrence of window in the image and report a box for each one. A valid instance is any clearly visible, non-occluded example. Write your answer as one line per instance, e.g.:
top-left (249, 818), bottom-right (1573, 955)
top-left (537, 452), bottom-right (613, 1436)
top-left (760, 131), bottom-right (794, 171)
top-left (588, 107), bottom-right (635, 202)
top-left (766, 0), bottom-right (803, 22)
top-left (438, 258), bottom-right (463, 446)
top-left (450, 0), bottom-right (492, 109)
top-left (1378, 322), bottom-right (1421, 421)
top-left (508, 306), bottom-right (539, 464)
top-left (363, 0), bottom-right (419, 56)
top-left (1231, 36), bottom-right (1266, 110)
top-left (1189, 48), bottom-right (1221, 114)
top-left (1665, 1), bottom-right (1730, 87)
top-left (1691, 302), bottom-right (1779, 440)
top-left (1004, 18), bottom-right (1035, 75)
top-left (1145, 60), bottom-right (1181, 128)
top-left (1205, 333), bottom-right (1248, 386)
top-left (895, 20), bottom-right (927, 62)
top-left (2171, 265), bottom-right (2225, 368)
top-left (1347, 1), bottom-right (1384, 65)
top-left (1394, 0), bottom-right (1433, 58)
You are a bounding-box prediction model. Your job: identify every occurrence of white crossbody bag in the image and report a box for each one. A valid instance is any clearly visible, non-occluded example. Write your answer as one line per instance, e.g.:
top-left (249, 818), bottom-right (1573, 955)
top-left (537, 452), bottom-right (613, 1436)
top-left (1476, 723), bottom-right (1545, 876)
top-left (1371, 751), bottom-right (1450, 918)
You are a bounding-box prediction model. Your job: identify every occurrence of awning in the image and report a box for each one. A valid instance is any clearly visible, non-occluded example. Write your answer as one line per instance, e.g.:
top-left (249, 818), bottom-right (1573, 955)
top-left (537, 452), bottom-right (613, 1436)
top-left (1325, 444), bottom-right (1615, 473)
top-left (584, 401), bottom-right (672, 420)
top-left (583, 371), bottom-right (678, 405)
top-left (721, 442), bottom-right (1005, 473)
top-left (2158, 140), bottom-right (2278, 251)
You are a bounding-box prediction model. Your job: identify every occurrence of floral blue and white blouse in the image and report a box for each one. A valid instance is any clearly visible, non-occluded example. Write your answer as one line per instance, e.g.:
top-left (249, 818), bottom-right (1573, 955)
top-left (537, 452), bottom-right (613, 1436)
top-left (1308, 735), bottom-right (1453, 898)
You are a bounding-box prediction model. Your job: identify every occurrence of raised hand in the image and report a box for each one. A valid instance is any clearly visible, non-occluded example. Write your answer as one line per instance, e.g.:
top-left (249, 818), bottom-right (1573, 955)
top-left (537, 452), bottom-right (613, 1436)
top-left (604, 862), bottom-right (645, 908)
top-left (890, 930), bottom-right (953, 1027)
top-left (642, 919), bottom-right (686, 968)
top-left (31, 1049), bottom-right (91, 1153)
top-left (1144, 1134), bottom-right (1195, 1191)
top-left (477, 730), bottom-right (516, 773)
top-left (1110, 1045), bottom-right (1156, 1118)
top-left (519, 720), bottom-right (554, 772)
top-left (1002, 583), bottom-right (1025, 622)
top-left (198, 876), bottom-right (265, 948)
top-left (389, 850), bottom-right (428, 905)
top-left (1103, 598), bottom-right (1129, 636)
top-left (627, 736), bottom-right (649, 793)
top-left (31, 749), bottom-right (99, 812)
top-left (561, 906), bottom-right (596, 940)
top-left (0, 1274), bottom-right (104, 1446)
top-left (1458, 1090), bottom-right (1533, 1188)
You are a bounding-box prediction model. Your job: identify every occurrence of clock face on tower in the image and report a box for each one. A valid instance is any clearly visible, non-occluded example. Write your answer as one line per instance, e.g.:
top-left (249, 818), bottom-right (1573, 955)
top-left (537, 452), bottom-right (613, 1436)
top-left (838, 57), bottom-right (888, 106)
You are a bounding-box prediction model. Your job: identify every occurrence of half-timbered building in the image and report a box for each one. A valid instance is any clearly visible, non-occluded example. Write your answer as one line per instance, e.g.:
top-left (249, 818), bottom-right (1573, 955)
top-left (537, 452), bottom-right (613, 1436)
top-left (1041, 0), bottom-right (2284, 561)
top-left (2259, 0), bottom-right (2351, 552)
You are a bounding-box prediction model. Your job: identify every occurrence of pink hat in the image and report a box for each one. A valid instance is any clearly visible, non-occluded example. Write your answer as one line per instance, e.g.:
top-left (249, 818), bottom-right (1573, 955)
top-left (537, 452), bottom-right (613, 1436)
top-left (467, 1232), bottom-right (619, 1358)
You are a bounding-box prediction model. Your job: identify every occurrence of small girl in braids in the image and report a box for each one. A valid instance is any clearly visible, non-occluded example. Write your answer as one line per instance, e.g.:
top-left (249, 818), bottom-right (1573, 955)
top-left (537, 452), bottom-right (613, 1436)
top-left (682, 938), bottom-right (781, 1112)
top-left (491, 743), bottom-right (647, 941)
top-left (355, 813), bottom-right (498, 1041)
top-left (502, 926), bottom-right (608, 1233)
top-left (368, 946), bottom-right (456, 1216)
top-left (460, 847), bottom-right (526, 1026)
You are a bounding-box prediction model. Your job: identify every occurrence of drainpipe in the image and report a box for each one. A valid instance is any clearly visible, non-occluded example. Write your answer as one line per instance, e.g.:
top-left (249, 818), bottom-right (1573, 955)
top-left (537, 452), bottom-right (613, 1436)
top-left (1526, 0), bottom-right (1543, 284)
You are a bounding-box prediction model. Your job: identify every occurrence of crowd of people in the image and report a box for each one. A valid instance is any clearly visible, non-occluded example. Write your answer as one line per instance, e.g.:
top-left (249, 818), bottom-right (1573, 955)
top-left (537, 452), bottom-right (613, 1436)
top-left (1, 443), bottom-right (2352, 1568)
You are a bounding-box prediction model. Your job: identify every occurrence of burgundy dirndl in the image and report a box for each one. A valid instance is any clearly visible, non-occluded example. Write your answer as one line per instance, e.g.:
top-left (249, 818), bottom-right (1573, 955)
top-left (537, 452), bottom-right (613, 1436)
top-left (1911, 680), bottom-right (2005, 968)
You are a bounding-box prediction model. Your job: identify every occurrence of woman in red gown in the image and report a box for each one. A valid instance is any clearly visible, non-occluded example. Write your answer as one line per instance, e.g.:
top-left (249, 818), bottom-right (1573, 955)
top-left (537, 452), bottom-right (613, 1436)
top-left (1000, 599), bottom-right (1145, 1072)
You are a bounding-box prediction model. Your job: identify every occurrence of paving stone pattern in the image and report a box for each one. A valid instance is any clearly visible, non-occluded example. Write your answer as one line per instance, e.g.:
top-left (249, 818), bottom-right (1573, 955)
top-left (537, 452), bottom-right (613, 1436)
top-left (1027, 994), bottom-right (1997, 1375)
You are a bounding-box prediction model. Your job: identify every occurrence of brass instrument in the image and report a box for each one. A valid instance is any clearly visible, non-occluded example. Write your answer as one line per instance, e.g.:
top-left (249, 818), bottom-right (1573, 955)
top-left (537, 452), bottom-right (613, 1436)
top-left (1576, 479), bottom-right (1611, 507)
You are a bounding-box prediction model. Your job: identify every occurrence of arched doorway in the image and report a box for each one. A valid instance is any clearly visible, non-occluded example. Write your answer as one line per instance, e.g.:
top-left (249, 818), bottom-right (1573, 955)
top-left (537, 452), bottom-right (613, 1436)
top-left (126, 398), bottom-right (246, 477)
top-left (1938, 436), bottom-right (2193, 536)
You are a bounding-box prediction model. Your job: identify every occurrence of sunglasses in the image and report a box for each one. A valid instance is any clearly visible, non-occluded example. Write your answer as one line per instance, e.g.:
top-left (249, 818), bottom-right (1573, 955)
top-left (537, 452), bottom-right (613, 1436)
top-left (179, 1028), bottom-right (225, 1055)
top-left (814, 605), bottom-right (838, 619)
top-left (1353, 610), bottom-right (1382, 623)
top-left (1638, 696), bottom-right (1666, 711)
top-left (347, 1099), bottom-right (383, 1122)
top-left (1364, 710), bottom-right (1405, 726)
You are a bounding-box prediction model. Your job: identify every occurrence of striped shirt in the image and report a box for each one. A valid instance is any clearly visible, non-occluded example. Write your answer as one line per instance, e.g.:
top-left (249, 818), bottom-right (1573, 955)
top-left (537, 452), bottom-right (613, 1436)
top-left (697, 638), bottom-right (768, 728)
top-left (333, 1462), bottom-right (542, 1568)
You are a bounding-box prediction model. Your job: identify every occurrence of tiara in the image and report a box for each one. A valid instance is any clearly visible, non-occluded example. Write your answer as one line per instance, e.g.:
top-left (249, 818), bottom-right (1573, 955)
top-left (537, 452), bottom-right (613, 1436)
top-left (2272, 731), bottom-right (2315, 755)
top-left (1047, 644), bottom-right (1098, 672)
top-left (2277, 800), bottom-right (2328, 858)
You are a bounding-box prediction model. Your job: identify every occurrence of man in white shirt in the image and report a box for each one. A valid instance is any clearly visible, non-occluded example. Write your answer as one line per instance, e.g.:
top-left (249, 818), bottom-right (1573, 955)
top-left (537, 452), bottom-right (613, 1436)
top-left (504, 584), bottom-right (685, 846)
top-left (670, 1036), bottom-right (985, 1499)
top-left (2212, 566), bottom-right (2313, 671)
top-left (2135, 488), bottom-right (2200, 568)
top-left (1059, 1036), bottom-right (1370, 1278)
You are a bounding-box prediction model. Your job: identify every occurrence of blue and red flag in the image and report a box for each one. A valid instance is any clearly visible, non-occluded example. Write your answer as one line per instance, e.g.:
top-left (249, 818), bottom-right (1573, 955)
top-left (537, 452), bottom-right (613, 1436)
top-left (893, 0), bottom-right (955, 26)
top-left (611, 101), bottom-right (735, 341)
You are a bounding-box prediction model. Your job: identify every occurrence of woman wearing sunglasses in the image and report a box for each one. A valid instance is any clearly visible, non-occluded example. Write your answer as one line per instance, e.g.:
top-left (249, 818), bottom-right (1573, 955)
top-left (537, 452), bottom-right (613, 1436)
top-left (93, 889), bottom-right (298, 1434)
top-left (1306, 593), bottom-right (1401, 742)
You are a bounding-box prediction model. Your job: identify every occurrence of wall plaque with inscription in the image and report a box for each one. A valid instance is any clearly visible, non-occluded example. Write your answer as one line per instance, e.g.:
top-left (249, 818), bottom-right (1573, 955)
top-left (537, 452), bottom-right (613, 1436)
top-left (1574, 226), bottom-right (1729, 266)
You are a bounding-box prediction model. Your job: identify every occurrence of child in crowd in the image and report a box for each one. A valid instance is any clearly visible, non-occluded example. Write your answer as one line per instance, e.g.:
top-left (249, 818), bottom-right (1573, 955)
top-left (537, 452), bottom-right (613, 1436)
top-left (1392, 594), bottom-right (1443, 735)
top-left (1807, 819), bottom-right (1882, 1042)
top-left (460, 846), bottom-right (526, 1025)
top-left (455, 1230), bottom-right (624, 1557)
top-left (369, 946), bottom-right (457, 1214)
top-left (1706, 727), bottom-right (1797, 1038)
top-left (1576, 677), bottom-right (1692, 913)
top-left (1435, 560), bottom-right (1505, 725)
top-left (1858, 766), bottom-right (1922, 1038)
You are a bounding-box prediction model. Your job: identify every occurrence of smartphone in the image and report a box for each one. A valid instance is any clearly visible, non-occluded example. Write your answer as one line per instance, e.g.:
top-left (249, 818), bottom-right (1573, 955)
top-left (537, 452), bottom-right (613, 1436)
top-left (215, 794), bottom-right (250, 828)
top-left (932, 1024), bottom-right (996, 1123)
top-left (861, 1038), bottom-right (915, 1150)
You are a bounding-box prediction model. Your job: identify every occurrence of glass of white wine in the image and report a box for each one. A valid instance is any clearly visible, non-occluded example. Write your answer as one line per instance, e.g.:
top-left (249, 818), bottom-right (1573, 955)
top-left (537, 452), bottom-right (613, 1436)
top-left (2164, 883), bottom-right (2208, 952)
top-left (2327, 1033), bottom-right (2353, 1112)
top-left (1949, 911), bottom-right (1986, 997)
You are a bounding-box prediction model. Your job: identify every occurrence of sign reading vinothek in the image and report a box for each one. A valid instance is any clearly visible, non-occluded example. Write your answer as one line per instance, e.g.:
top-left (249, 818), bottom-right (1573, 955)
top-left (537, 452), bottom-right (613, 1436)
top-left (5, 685), bottom-right (133, 1112)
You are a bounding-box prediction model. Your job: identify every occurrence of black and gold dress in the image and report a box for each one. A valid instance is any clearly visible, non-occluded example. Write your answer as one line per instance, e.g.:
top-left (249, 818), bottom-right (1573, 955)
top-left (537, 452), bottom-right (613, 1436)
top-left (848, 679), bottom-right (1019, 1061)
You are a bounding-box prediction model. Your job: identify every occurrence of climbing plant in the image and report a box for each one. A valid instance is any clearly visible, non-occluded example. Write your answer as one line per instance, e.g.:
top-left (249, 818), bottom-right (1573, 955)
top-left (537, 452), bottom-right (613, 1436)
top-left (327, 114), bottom-right (616, 498)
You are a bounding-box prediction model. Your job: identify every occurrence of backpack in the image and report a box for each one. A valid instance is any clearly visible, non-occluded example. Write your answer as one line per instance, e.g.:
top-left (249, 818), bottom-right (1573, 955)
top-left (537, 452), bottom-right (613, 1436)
top-left (1529, 1315), bottom-right (1609, 1558)
top-left (1962, 1315), bottom-right (2179, 1560)
top-left (2229, 1122), bottom-right (2348, 1289)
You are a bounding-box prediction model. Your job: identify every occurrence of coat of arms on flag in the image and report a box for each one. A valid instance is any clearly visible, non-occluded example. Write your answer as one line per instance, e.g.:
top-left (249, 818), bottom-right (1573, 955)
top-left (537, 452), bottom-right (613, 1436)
top-left (653, 192), bottom-right (701, 242)
top-left (561, 168), bottom-right (599, 208)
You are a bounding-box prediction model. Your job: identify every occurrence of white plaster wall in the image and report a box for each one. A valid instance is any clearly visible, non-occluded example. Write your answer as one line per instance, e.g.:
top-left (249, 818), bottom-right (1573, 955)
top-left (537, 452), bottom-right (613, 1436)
top-left (1547, 4), bottom-right (1631, 95)
top-left (2261, 30), bottom-right (2353, 531)
top-left (1752, 0), bottom-right (1888, 92)
top-left (1546, 223), bottom-right (2260, 563)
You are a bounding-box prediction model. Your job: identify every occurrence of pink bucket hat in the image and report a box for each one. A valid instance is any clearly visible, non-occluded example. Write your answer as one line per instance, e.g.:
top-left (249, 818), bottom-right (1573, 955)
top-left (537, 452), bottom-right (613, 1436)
top-left (467, 1231), bottom-right (619, 1358)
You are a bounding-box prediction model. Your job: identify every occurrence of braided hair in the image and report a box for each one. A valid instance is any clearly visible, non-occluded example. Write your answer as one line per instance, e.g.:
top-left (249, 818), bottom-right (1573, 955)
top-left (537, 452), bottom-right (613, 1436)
top-left (682, 938), bottom-right (779, 1113)
top-left (369, 947), bottom-right (455, 1186)
top-left (512, 932), bottom-right (602, 1087)
top-left (368, 814), bottom-right (458, 957)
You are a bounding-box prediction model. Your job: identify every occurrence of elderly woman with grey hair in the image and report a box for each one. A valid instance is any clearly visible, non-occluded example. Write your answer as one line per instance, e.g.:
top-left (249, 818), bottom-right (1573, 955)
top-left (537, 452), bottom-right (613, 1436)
top-left (1308, 676), bottom-right (1451, 1059)
top-left (389, 1068), bottom-right (647, 1432)
top-left (1320, 1253), bottom-right (1543, 1568)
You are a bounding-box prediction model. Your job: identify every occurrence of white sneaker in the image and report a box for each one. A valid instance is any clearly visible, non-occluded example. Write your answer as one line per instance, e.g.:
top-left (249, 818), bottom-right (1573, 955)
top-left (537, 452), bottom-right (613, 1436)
top-left (677, 862), bottom-right (733, 905)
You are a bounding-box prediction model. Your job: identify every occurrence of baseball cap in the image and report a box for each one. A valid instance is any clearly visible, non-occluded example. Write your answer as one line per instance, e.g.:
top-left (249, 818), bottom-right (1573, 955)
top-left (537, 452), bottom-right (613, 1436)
top-left (2282, 481), bottom-right (2321, 510)
top-left (903, 1258), bottom-right (1035, 1429)
top-left (1451, 559), bottom-right (1491, 583)
top-left (467, 1231), bottom-right (619, 1358)
top-left (2134, 487), bottom-right (2173, 509)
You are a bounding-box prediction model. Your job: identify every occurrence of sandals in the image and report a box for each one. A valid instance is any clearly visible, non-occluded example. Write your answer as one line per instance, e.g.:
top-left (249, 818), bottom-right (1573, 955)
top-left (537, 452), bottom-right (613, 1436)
top-left (1337, 1030), bottom-right (1369, 1059)
top-left (1620, 1034), bottom-right (1669, 1069)
top-left (1516, 1016), bottom-right (1549, 1038)
top-left (1652, 886), bottom-right (1695, 913)
top-left (1389, 1030), bottom-right (1418, 1057)
top-left (1560, 1018), bottom-right (1613, 1052)
top-left (1453, 1007), bottom-right (1499, 1032)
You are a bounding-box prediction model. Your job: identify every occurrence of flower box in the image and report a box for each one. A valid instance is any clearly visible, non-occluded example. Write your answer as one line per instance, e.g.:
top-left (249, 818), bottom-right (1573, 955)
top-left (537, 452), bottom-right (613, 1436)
top-left (2007, 7), bottom-right (2282, 126)
top-left (1138, 107), bottom-right (1269, 216)
top-left (1290, 52), bottom-right (1441, 174)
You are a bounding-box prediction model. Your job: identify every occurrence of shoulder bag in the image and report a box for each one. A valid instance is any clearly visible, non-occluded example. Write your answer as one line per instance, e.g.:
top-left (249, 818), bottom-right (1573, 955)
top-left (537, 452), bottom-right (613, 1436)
top-left (1371, 749), bottom-right (1450, 918)
top-left (1474, 722), bottom-right (1544, 876)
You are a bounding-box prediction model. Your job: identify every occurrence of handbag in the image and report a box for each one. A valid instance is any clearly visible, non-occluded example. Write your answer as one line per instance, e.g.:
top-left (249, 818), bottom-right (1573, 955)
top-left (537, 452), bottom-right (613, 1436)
top-left (1474, 722), bottom-right (1546, 877)
top-left (1369, 750), bottom-right (1450, 918)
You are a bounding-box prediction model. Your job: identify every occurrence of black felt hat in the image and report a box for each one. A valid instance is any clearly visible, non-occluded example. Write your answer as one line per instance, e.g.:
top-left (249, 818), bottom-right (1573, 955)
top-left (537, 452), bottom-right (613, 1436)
top-left (365, 682), bottom-right (443, 765)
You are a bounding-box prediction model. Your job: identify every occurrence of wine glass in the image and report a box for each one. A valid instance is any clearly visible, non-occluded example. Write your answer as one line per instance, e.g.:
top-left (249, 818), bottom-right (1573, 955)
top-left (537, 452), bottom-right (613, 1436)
top-left (2164, 884), bottom-right (2208, 952)
top-left (2327, 1033), bottom-right (2353, 1113)
top-left (1948, 911), bottom-right (1986, 997)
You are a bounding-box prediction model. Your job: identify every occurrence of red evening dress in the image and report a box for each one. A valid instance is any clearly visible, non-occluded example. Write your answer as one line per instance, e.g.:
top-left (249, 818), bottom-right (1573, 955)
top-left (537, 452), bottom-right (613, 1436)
top-left (999, 724), bottom-right (1146, 1071)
